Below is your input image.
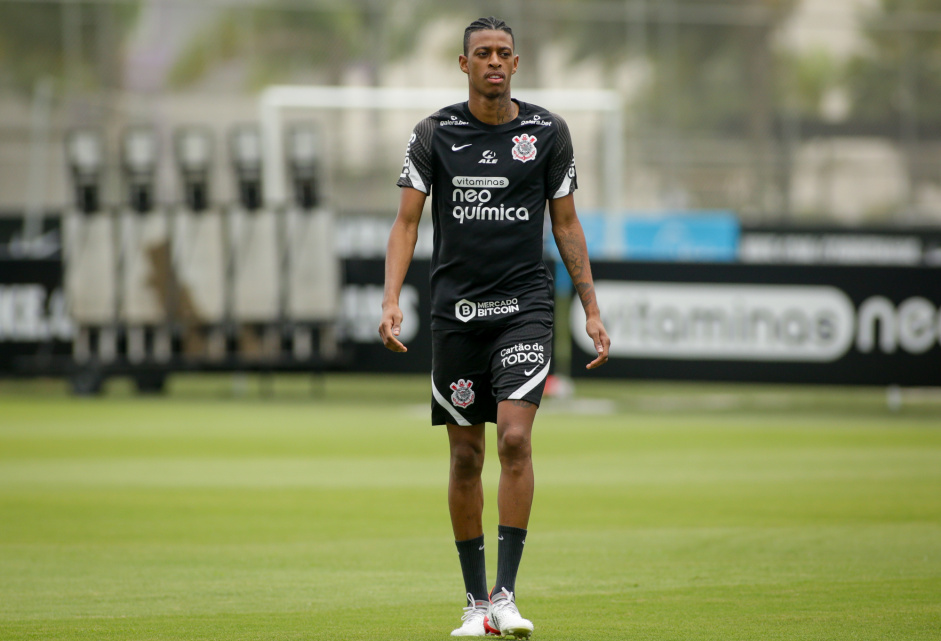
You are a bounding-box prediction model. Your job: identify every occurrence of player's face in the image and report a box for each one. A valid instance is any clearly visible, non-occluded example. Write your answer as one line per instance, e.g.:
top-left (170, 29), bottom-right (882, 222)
top-left (460, 30), bottom-right (518, 99)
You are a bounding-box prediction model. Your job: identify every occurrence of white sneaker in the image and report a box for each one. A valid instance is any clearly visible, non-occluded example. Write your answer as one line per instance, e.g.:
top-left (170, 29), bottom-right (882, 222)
top-left (451, 593), bottom-right (497, 637)
top-left (487, 588), bottom-right (534, 639)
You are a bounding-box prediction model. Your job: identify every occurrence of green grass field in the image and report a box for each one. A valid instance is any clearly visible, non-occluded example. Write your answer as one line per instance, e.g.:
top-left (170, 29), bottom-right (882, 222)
top-left (1, 374), bottom-right (939, 640)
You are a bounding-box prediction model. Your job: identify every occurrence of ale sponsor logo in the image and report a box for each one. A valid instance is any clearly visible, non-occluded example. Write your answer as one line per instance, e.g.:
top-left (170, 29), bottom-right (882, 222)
top-left (479, 150), bottom-right (498, 164)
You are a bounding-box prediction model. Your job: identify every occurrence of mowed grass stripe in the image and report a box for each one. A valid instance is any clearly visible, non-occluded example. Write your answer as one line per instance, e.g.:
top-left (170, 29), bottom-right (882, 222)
top-left (3, 524), bottom-right (938, 620)
top-left (3, 446), bottom-right (939, 487)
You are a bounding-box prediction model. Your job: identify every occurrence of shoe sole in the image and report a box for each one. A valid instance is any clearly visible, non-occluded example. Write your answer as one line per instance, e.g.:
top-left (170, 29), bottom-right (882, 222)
top-left (486, 616), bottom-right (533, 638)
top-left (486, 610), bottom-right (533, 638)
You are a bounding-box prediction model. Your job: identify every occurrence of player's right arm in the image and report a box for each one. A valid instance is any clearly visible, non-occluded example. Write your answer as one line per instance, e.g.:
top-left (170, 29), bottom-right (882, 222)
top-left (379, 186), bottom-right (426, 352)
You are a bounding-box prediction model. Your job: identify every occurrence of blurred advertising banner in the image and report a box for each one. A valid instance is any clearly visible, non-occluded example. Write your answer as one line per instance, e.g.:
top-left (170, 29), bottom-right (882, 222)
top-left (619, 213), bottom-right (740, 262)
top-left (548, 211), bottom-right (740, 292)
top-left (338, 259), bottom-right (431, 373)
top-left (739, 226), bottom-right (941, 267)
top-left (571, 261), bottom-right (941, 386)
top-left (551, 211), bottom-right (740, 261)
top-left (0, 256), bottom-right (433, 376)
top-left (0, 258), bottom-right (72, 372)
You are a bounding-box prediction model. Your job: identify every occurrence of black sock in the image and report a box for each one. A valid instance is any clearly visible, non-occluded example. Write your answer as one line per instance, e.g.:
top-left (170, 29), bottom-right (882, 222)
top-left (492, 525), bottom-right (527, 598)
top-left (455, 535), bottom-right (488, 604)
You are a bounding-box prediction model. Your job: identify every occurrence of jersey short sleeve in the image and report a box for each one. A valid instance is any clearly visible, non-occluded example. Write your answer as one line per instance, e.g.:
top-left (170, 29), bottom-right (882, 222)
top-left (396, 116), bottom-right (436, 194)
top-left (546, 115), bottom-right (578, 200)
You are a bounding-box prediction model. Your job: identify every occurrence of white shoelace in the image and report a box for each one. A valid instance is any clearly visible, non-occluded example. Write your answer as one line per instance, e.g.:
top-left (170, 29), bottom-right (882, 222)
top-left (491, 587), bottom-right (520, 615)
top-left (460, 592), bottom-right (487, 622)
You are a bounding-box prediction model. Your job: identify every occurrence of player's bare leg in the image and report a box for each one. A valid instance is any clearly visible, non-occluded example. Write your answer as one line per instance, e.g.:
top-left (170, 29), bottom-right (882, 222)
top-left (496, 399), bottom-right (536, 528)
top-left (447, 424), bottom-right (487, 540)
top-left (488, 400), bottom-right (536, 639)
top-left (447, 424), bottom-right (495, 636)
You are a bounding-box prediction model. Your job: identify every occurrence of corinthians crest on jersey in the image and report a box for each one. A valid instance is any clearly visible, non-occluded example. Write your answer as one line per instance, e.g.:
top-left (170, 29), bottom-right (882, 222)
top-left (511, 134), bottom-right (537, 162)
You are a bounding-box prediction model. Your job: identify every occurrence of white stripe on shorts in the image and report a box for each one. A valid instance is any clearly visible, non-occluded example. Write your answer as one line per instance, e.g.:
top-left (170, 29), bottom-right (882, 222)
top-left (431, 374), bottom-right (471, 426)
top-left (508, 359), bottom-right (551, 401)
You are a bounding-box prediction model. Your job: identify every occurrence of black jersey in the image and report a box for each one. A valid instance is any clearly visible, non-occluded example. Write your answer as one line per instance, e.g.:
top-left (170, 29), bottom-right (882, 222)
top-left (396, 99), bottom-right (577, 330)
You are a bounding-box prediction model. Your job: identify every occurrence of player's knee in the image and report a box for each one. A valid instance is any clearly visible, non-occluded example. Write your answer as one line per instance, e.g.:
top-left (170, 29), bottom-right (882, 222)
top-left (497, 427), bottom-right (531, 464)
top-left (450, 441), bottom-right (485, 479)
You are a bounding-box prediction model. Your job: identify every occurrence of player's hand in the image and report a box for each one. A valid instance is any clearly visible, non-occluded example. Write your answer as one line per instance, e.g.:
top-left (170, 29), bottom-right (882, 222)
top-left (379, 304), bottom-right (407, 352)
top-left (585, 315), bottom-right (610, 369)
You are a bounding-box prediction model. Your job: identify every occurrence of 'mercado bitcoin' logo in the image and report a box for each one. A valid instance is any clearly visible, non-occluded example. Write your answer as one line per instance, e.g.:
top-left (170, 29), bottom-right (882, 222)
top-left (455, 298), bottom-right (520, 323)
top-left (455, 299), bottom-right (477, 323)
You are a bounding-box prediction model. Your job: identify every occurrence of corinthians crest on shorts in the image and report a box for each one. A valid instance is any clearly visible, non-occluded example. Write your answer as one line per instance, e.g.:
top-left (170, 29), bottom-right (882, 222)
top-left (511, 134), bottom-right (537, 162)
top-left (450, 379), bottom-right (475, 408)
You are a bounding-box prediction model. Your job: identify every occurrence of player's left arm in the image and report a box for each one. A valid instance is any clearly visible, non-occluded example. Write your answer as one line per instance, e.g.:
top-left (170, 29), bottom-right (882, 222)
top-left (548, 194), bottom-right (610, 369)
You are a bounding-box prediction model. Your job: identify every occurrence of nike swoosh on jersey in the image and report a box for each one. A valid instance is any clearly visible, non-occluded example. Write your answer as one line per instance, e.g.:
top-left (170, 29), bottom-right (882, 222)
top-left (451, 143), bottom-right (472, 151)
top-left (523, 365), bottom-right (540, 376)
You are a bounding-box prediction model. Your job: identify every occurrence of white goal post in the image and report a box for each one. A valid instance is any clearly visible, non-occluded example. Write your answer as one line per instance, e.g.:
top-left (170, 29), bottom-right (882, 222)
top-left (259, 85), bottom-right (624, 213)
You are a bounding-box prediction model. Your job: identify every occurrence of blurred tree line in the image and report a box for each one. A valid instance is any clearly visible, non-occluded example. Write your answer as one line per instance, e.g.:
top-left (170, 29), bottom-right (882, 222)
top-left (2, 0), bottom-right (940, 217)
top-left (3, 0), bottom-right (938, 133)
top-left (0, 2), bottom-right (139, 93)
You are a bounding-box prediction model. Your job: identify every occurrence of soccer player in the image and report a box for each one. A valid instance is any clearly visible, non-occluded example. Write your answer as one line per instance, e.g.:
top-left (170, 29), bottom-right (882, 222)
top-left (379, 16), bottom-right (610, 639)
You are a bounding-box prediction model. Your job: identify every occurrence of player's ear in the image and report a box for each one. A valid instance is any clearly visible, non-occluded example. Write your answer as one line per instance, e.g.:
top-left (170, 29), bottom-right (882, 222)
top-left (511, 55), bottom-right (519, 74)
top-left (459, 55), bottom-right (469, 74)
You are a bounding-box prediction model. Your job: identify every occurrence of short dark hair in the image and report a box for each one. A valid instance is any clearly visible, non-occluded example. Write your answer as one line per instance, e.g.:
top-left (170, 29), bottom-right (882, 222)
top-left (463, 16), bottom-right (514, 56)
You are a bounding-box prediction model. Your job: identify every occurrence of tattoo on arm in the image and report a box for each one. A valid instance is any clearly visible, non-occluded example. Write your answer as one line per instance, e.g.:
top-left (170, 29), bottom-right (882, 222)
top-left (556, 229), bottom-right (595, 309)
top-left (574, 280), bottom-right (595, 309)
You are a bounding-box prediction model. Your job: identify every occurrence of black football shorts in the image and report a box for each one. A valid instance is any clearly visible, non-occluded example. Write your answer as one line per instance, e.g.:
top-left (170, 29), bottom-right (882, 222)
top-left (431, 319), bottom-right (553, 426)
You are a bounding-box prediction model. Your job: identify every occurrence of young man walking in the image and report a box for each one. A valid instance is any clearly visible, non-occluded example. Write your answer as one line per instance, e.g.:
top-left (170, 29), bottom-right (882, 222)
top-left (379, 16), bottom-right (610, 638)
